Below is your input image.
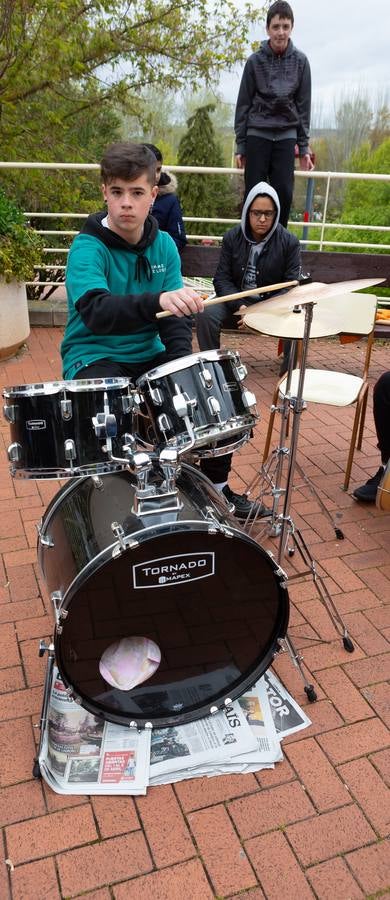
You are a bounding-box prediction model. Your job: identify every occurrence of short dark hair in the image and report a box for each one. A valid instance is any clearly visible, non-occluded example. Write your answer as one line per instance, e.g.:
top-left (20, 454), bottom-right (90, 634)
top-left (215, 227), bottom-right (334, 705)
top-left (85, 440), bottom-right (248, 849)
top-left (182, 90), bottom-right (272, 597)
top-left (100, 142), bottom-right (157, 186)
top-left (143, 143), bottom-right (163, 163)
top-left (266, 1), bottom-right (294, 26)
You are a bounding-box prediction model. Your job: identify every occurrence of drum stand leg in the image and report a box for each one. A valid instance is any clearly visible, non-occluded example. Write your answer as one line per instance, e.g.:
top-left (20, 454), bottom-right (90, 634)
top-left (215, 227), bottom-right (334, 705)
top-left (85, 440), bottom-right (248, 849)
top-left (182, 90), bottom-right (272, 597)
top-left (32, 640), bottom-right (55, 779)
top-left (245, 304), bottom-right (354, 689)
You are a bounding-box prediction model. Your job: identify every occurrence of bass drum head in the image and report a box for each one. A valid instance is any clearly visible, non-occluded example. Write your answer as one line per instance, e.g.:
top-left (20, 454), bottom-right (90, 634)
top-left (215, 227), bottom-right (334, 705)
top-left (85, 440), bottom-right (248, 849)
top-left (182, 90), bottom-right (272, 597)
top-left (55, 522), bottom-right (289, 728)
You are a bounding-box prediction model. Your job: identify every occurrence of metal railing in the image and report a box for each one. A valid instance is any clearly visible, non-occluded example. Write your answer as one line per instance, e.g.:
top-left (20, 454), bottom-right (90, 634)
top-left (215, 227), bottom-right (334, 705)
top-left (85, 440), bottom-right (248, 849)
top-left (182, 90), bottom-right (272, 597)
top-left (0, 161), bottom-right (389, 287)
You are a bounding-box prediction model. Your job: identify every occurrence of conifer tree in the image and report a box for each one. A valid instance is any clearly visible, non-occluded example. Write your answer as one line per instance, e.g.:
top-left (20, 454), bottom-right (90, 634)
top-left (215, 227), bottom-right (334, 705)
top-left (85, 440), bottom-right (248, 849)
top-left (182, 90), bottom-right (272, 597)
top-left (177, 105), bottom-right (237, 237)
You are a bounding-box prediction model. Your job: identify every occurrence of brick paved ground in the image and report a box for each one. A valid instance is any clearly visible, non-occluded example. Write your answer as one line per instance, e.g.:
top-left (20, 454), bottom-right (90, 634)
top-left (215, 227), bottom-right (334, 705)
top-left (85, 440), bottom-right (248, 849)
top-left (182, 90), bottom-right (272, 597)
top-left (0, 326), bottom-right (389, 899)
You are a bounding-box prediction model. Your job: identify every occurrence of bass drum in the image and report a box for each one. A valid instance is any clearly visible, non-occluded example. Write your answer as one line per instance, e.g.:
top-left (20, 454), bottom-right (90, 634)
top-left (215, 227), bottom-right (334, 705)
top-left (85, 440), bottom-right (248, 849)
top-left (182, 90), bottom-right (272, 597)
top-left (38, 464), bottom-right (289, 728)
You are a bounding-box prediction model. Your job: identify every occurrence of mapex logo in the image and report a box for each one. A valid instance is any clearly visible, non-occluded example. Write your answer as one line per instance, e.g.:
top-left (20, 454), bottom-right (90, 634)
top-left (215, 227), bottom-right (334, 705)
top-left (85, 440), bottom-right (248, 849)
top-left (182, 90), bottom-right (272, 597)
top-left (26, 419), bottom-right (46, 430)
top-left (133, 553), bottom-right (215, 588)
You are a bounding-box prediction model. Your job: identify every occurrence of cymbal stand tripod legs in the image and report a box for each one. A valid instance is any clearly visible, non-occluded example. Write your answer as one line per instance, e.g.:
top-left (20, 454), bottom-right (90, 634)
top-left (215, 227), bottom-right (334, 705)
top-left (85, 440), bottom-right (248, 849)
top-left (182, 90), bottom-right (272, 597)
top-left (246, 302), bottom-right (354, 700)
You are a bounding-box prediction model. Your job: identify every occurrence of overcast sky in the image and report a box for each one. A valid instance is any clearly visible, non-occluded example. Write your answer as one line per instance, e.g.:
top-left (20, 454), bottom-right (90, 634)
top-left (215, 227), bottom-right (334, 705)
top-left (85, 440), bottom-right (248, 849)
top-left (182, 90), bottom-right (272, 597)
top-left (219, 0), bottom-right (389, 124)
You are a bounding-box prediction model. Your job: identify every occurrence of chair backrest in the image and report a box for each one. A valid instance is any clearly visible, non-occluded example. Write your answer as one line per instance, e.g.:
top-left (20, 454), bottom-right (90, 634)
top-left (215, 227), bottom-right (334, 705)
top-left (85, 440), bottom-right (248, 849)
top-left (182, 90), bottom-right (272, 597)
top-left (319, 292), bottom-right (377, 337)
top-left (319, 292), bottom-right (377, 379)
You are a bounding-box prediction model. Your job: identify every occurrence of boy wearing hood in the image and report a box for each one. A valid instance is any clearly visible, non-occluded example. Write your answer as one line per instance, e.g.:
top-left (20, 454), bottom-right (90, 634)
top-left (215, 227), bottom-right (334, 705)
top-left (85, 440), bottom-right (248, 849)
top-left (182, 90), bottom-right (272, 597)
top-left (196, 181), bottom-right (299, 518)
top-left (196, 181), bottom-right (301, 355)
top-left (234, 0), bottom-right (313, 226)
top-left (144, 143), bottom-right (187, 253)
top-left (62, 141), bottom-right (202, 382)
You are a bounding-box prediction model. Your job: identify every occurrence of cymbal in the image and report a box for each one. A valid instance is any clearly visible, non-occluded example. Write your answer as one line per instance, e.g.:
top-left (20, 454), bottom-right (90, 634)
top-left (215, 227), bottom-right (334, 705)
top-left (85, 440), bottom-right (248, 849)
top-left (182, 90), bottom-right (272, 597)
top-left (243, 294), bottom-right (353, 338)
top-left (238, 277), bottom-right (385, 318)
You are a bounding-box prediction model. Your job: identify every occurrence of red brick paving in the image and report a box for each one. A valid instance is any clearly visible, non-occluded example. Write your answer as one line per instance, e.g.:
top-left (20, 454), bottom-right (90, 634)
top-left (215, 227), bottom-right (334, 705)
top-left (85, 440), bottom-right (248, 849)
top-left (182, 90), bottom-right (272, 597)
top-left (1, 328), bottom-right (390, 898)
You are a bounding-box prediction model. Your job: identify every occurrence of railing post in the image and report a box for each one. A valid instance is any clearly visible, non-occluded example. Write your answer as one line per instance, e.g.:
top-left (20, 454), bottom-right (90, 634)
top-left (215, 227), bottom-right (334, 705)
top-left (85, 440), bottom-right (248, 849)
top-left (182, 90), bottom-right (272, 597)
top-left (319, 174), bottom-right (331, 252)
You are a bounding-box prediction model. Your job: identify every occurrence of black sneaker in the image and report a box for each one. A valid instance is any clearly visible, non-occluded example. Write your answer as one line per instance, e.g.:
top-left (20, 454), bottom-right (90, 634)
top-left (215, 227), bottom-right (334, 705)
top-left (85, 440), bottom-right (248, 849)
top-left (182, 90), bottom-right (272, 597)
top-left (352, 467), bottom-right (384, 503)
top-left (222, 485), bottom-right (270, 520)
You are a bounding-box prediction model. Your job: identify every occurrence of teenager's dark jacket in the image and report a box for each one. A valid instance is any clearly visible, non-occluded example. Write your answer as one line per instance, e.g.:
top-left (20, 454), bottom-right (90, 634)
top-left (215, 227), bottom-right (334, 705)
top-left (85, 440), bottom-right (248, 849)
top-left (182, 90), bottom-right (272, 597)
top-left (213, 182), bottom-right (301, 310)
top-left (234, 39), bottom-right (311, 157)
top-left (152, 172), bottom-right (187, 253)
top-left (62, 211), bottom-right (192, 379)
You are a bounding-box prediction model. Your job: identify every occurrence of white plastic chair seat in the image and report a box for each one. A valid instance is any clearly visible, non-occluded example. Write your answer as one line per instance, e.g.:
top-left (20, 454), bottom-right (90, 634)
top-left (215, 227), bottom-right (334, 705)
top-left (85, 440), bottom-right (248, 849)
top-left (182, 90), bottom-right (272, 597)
top-left (279, 369), bottom-right (364, 407)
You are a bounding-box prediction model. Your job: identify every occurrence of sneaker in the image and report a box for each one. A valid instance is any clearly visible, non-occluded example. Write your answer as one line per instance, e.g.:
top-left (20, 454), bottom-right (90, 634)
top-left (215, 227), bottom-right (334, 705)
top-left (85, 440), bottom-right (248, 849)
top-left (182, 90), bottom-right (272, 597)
top-left (352, 466), bottom-right (384, 503)
top-left (222, 485), bottom-right (270, 520)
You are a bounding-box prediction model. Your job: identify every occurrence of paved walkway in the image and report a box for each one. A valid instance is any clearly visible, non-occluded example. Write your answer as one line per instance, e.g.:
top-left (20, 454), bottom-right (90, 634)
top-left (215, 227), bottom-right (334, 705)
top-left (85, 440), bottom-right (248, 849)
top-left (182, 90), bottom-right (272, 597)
top-left (0, 327), bottom-right (389, 900)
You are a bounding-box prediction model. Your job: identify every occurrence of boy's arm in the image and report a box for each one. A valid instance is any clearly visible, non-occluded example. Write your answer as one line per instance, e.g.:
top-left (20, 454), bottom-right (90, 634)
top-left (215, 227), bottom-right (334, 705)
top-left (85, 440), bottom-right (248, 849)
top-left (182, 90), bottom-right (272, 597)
top-left (67, 238), bottom-right (201, 334)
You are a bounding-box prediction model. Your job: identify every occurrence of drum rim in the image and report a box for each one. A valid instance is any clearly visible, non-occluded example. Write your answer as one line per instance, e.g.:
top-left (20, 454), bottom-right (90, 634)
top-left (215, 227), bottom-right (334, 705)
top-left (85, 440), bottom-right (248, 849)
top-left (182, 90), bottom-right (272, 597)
top-left (3, 377), bottom-right (131, 397)
top-left (136, 348), bottom-right (239, 384)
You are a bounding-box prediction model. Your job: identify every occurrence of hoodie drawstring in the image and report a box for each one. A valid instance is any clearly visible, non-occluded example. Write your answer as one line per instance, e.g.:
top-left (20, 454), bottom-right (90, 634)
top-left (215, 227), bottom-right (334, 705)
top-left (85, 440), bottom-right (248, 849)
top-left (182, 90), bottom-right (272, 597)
top-left (135, 255), bottom-right (153, 283)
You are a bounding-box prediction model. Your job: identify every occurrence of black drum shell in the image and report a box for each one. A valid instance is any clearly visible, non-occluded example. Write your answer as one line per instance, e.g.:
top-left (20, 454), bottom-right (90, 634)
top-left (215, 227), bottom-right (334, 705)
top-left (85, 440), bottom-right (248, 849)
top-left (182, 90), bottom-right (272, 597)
top-left (136, 350), bottom-right (257, 452)
top-left (38, 464), bottom-right (289, 728)
top-left (3, 378), bottom-right (134, 478)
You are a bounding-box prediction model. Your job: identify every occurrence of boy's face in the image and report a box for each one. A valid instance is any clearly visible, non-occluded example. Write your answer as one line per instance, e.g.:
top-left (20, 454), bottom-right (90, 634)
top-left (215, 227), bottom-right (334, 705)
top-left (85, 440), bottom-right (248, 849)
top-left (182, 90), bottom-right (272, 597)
top-left (266, 15), bottom-right (293, 53)
top-left (248, 196), bottom-right (276, 241)
top-left (102, 174), bottom-right (157, 243)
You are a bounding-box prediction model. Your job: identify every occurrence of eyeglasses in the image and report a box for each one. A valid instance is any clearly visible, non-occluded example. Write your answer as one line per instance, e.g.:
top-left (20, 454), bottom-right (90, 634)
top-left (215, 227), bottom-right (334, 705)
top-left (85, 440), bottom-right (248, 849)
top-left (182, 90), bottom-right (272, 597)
top-left (249, 209), bottom-right (275, 220)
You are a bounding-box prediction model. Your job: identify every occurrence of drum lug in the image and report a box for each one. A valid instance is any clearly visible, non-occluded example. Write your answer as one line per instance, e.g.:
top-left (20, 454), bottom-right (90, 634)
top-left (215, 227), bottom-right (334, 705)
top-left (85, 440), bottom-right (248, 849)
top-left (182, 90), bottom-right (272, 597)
top-left (3, 403), bottom-right (16, 423)
top-left (51, 591), bottom-right (63, 622)
top-left (210, 705), bottom-right (219, 715)
top-left (91, 475), bottom-right (105, 490)
top-left (157, 413), bottom-right (172, 434)
top-left (233, 363), bottom-right (248, 382)
top-left (121, 393), bottom-right (134, 414)
top-left (159, 447), bottom-right (179, 494)
top-left (60, 399), bottom-right (72, 420)
top-left (207, 396), bottom-right (222, 420)
top-left (111, 521), bottom-right (126, 550)
top-left (198, 361), bottom-right (213, 389)
top-left (149, 387), bottom-right (163, 406)
top-left (37, 523), bottom-right (54, 548)
top-left (7, 442), bottom-right (22, 463)
top-left (64, 439), bottom-right (77, 461)
top-left (242, 389), bottom-right (257, 409)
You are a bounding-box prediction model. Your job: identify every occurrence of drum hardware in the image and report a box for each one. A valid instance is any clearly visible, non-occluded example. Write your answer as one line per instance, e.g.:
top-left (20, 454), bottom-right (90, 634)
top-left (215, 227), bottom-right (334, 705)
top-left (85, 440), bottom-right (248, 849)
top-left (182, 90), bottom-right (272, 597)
top-left (36, 525), bottom-right (54, 548)
top-left (241, 299), bottom-right (356, 701)
top-left (7, 442), bottom-right (22, 463)
top-left (64, 439), bottom-right (77, 462)
top-left (2, 377), bottom-right (136, 479)
top-left (207, 396), bottom-right (222, 419)
top-left (51, 593), bottom-right (63, 621)
top-left (3, 403), bottom-right (16, 423)
top-left (111, 521), bottom-right (127, 551)
top-left (31, 462), bottom-right (289, 762)
top-left (198, 359), bottom-right (213, 388)
top-left (60, 398), bottom-right (72, 420)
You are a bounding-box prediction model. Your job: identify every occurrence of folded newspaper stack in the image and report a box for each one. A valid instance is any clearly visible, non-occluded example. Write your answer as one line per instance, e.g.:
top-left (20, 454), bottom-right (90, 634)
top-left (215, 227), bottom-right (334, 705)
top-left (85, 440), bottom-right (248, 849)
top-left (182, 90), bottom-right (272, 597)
top-left (39, 669), bottom-right (310, 795)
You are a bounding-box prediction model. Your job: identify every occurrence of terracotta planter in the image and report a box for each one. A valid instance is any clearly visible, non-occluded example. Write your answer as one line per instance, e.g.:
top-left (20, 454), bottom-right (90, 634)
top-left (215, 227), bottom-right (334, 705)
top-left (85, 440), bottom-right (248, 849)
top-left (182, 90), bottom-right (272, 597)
top-left (0, 279), bottom-right (30, 359)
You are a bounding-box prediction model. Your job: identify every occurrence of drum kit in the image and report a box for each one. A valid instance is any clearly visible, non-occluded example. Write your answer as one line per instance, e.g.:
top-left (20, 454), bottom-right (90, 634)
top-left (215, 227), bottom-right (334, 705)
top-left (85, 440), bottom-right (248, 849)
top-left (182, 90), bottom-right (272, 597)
top-left (1, 276), bottom-right (386, 778)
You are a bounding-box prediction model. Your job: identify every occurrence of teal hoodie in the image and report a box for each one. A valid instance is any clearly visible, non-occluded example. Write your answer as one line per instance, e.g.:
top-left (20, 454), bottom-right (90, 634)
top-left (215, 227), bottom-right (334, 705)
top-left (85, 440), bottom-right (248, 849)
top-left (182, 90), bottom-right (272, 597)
top-left (62, 212), bottom-right (187, 379)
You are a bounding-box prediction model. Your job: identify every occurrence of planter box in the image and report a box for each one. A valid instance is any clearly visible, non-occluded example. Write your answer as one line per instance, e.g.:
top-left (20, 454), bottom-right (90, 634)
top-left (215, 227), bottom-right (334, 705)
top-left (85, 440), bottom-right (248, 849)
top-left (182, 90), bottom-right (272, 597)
top-left (0, 279), bottom-right (30, 359)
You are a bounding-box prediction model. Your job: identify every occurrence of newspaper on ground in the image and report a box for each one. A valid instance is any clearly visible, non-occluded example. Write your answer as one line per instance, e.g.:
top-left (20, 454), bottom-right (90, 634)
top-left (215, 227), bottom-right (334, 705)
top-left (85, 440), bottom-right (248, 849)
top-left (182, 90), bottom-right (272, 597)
top-left (39, 669), bottom-right (150, 795)
top-left (149, 699), bottom-right (257, 786)
top-left (39, 667), bottom-right (311, 794)
top-left (263, 670), bottom-right (312, 739)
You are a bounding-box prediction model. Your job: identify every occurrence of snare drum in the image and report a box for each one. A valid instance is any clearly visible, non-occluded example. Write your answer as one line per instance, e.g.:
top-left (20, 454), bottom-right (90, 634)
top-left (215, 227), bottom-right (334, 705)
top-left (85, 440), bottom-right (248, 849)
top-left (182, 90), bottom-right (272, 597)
top-left (136, 350), bottom-right (258, 457)
top-left (3, 378), bottom-right (134, 479)
top-left (38, 463), bottom-right (289, 729)
top-left (376, 460), bottom-right (390, 512)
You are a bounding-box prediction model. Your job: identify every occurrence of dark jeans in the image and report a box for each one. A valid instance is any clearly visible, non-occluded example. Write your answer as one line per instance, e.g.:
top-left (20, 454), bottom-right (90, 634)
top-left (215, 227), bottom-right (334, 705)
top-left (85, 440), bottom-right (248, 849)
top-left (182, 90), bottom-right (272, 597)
top-left (244, 137), bottom-right (296, 228)
top-left (374, 371), bottom-right (390, 464)
top-left (74, 355), bottom-right (166, 383)
top-left (75, 357), bottom-right (231, 484)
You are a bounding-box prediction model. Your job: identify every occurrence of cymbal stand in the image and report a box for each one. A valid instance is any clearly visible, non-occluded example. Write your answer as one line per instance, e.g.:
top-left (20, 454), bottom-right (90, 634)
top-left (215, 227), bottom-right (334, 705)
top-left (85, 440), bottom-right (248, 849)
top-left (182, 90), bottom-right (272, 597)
top-left (244, 301), bottom-right (354, 701)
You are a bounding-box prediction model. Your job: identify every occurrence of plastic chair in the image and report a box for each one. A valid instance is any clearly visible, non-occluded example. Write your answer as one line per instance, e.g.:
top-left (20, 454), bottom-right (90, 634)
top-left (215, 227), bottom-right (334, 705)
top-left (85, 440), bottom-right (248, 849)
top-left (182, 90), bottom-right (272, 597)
top-left (262, 293), bottom-right (378, 491)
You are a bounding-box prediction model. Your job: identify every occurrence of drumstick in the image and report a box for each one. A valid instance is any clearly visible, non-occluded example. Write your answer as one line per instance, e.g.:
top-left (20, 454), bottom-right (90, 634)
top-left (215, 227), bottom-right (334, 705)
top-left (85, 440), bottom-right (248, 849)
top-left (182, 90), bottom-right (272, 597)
top-left (156, 280), bottom-right (299, 319)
